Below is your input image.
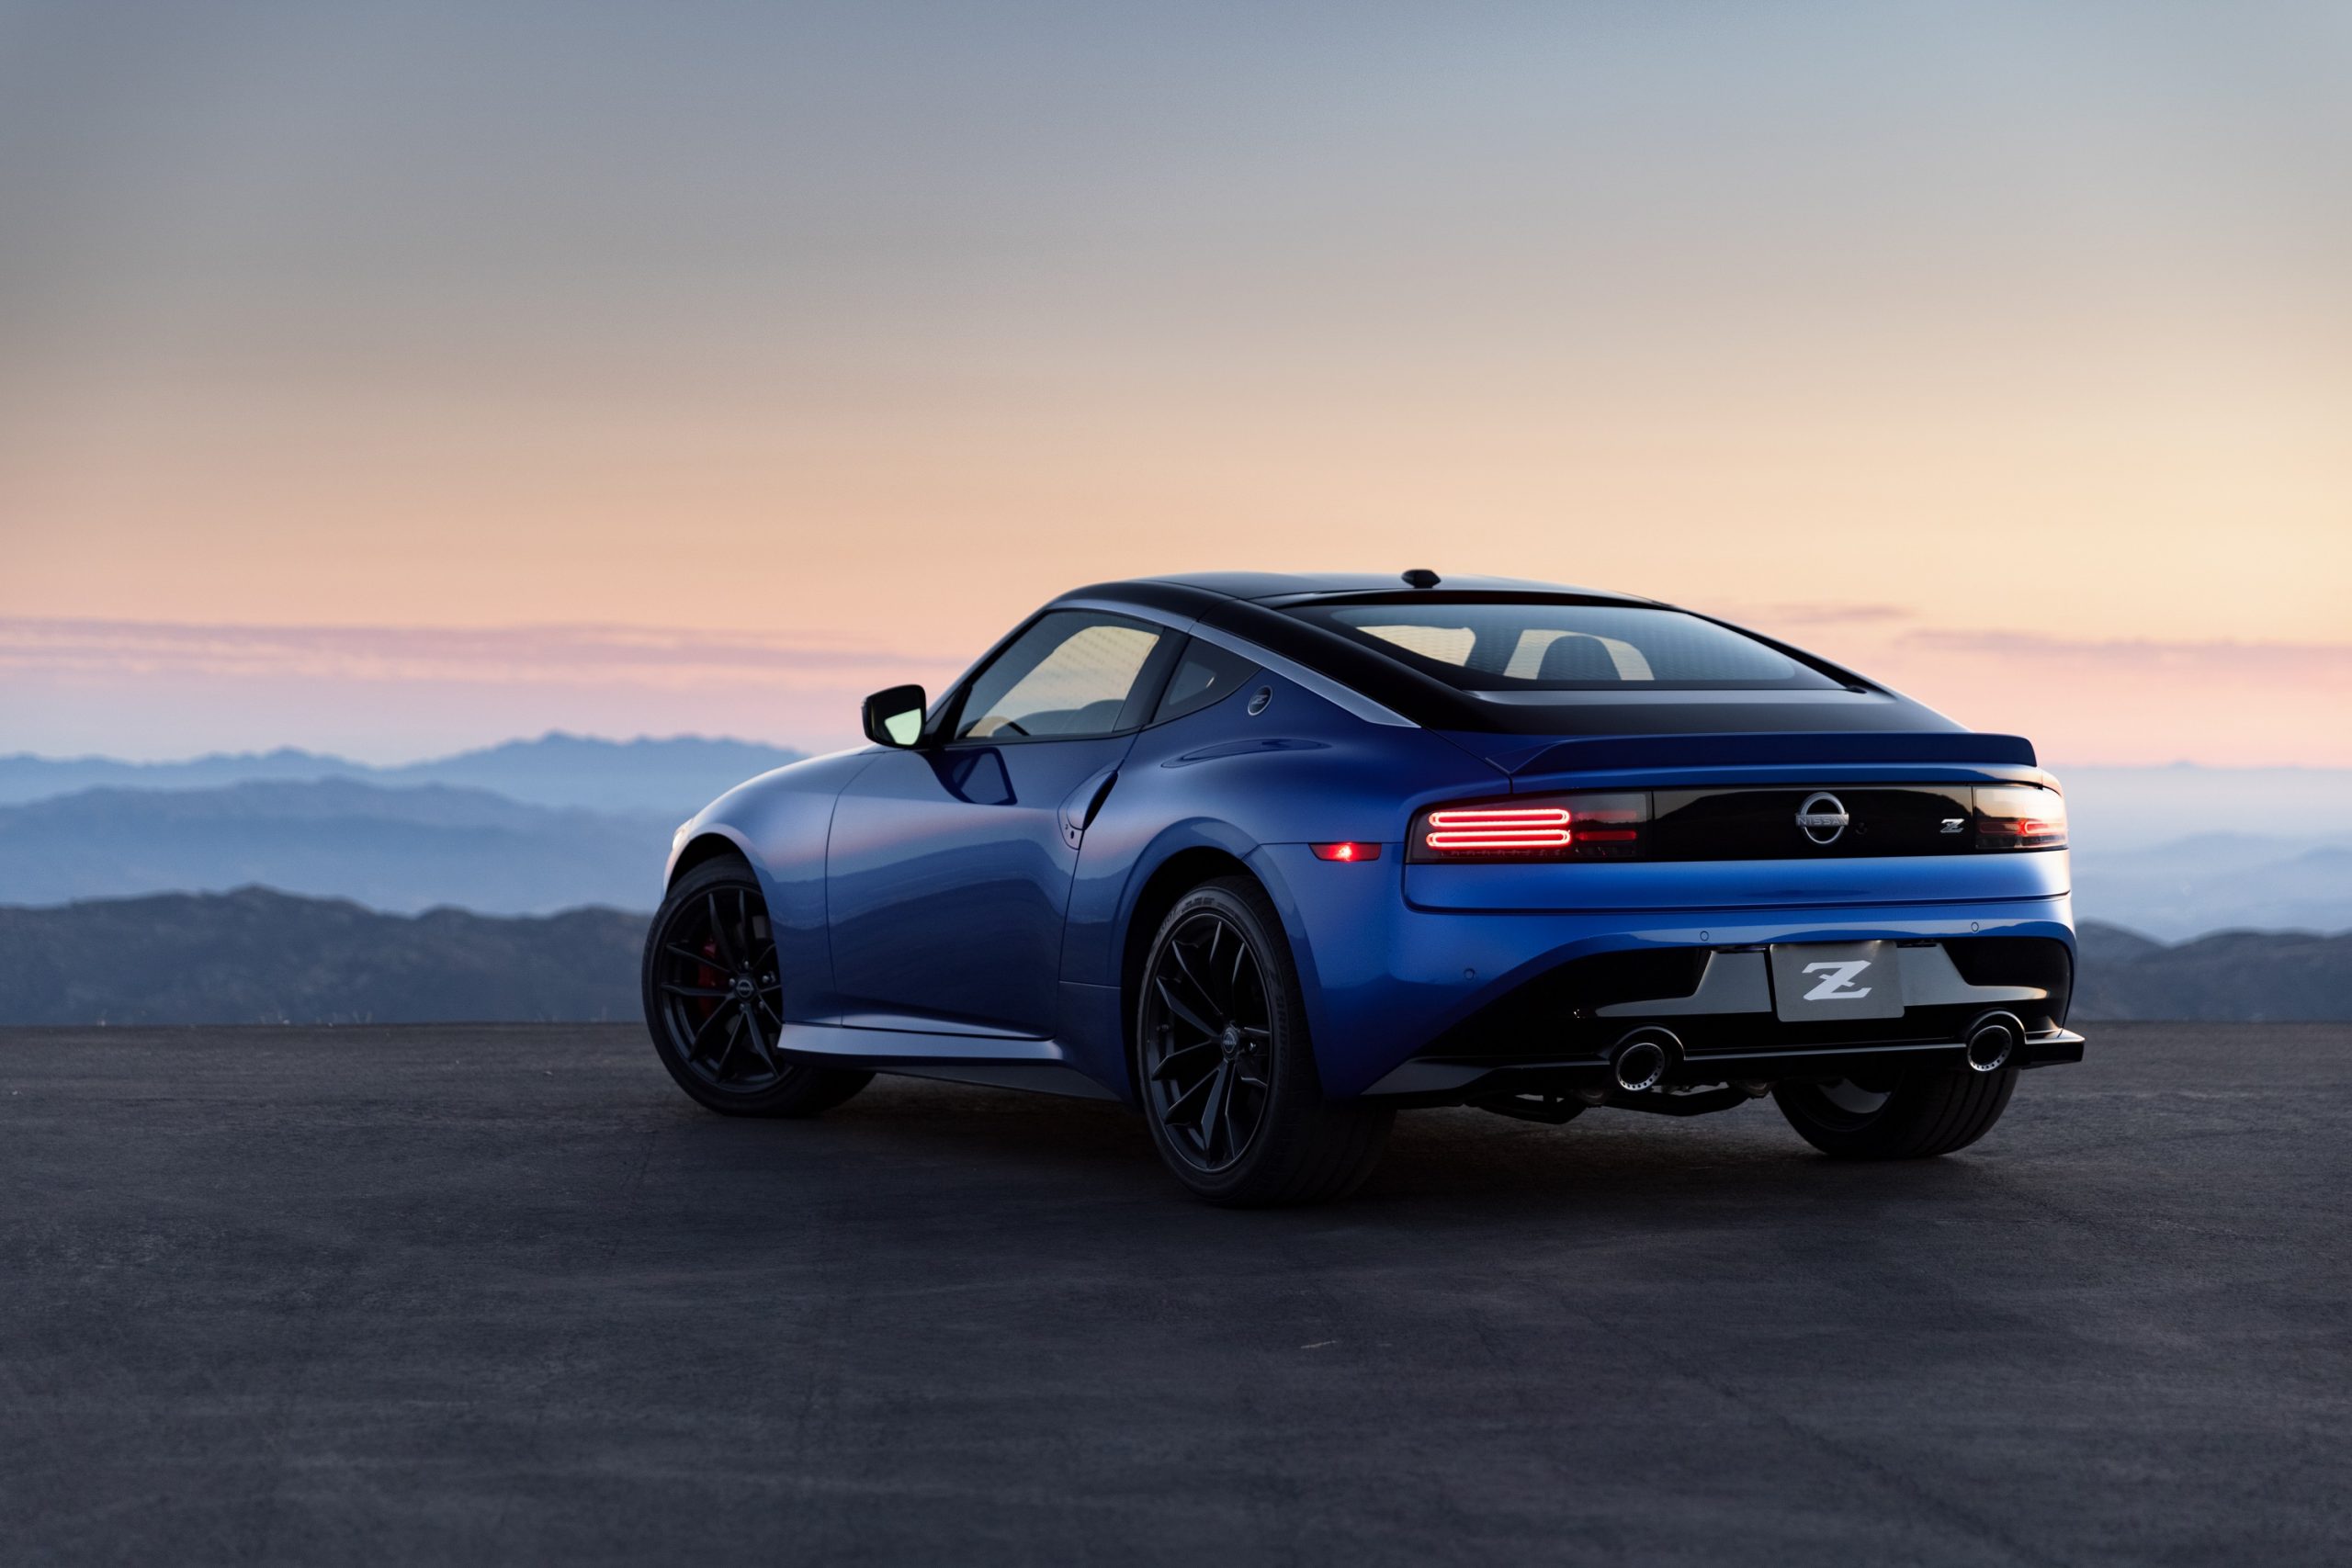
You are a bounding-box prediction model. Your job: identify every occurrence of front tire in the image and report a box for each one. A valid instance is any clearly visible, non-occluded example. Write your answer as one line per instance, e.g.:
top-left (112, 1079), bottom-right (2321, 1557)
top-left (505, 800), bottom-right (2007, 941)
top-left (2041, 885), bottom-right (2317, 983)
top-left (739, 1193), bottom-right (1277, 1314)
top-left (642, 857), bottom-right (871, 1118)
top-left (1772, 1065), bottom-right (2018, 1158)
top-left (1136, 877), bottom-right (1391, 1206)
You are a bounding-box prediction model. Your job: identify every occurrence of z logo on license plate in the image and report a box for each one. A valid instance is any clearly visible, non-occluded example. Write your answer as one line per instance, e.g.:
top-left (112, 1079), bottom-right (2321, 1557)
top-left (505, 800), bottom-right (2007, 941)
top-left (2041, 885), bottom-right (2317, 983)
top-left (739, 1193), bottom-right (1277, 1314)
top-left (1801, 959), bottom-right (1874, 1001)
top-left (1770, 942), bottom-right (1905, 1021)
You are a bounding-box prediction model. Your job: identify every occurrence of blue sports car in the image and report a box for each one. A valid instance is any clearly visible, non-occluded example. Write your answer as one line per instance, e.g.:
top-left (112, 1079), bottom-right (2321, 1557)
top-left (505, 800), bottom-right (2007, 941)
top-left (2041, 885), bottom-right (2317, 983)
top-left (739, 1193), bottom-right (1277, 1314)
top-left (645, 572), bottom-right (2081, 1204)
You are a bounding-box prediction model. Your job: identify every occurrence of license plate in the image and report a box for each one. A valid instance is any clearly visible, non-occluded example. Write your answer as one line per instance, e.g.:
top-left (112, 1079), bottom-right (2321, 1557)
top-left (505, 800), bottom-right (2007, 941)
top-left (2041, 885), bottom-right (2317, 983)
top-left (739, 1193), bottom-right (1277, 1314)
top-left (1770, 942), bottom-right (1905, 1021)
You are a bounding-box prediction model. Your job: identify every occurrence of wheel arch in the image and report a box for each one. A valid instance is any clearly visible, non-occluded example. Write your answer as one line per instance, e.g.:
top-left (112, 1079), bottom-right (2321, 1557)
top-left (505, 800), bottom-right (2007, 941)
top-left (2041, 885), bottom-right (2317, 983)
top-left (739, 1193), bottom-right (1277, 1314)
top-left (1115, 837), bottom-right (1303, 1087)
top-left (668, 829), bottom-right (756, 887)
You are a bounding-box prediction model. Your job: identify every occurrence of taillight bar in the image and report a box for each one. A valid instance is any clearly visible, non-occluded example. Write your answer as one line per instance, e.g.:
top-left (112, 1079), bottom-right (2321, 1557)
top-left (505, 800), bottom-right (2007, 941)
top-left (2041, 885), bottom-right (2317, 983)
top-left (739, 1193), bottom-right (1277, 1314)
top-left (1422, 807), bottom-right (1572, 852)
top-left (1409, 793), bottom-right (1649, 862)
top-left (1408, 783), bottom-right (2066, 862)
top-left (1974, 784), bottom-right (2068, 850)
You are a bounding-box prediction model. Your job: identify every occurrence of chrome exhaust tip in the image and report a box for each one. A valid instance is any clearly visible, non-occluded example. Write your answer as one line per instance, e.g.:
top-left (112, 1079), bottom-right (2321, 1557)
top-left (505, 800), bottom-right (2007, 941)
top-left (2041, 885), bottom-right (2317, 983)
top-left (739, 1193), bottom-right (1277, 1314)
top-left (1610, 1028), bottom-right (1681, 1093)
top-left (1962, 1010), bottom-right (2024, 1073)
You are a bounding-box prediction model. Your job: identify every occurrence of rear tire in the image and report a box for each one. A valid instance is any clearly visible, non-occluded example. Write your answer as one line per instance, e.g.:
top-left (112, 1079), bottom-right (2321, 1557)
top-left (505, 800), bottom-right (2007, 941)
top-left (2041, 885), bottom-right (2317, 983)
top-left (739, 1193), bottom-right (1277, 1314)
top-left (1136, 876), bottom-right (1392, 1206)
top-left (1772, 1065), bottom-right (2018, 1158)
top-left (643, 857), bottom-right (872, 1118)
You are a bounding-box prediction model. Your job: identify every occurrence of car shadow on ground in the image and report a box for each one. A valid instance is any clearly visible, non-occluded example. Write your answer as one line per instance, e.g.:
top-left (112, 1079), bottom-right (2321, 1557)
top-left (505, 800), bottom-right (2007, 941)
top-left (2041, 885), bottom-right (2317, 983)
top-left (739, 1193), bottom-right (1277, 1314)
top-left (651, 1073), bottom-right (2014, 1232)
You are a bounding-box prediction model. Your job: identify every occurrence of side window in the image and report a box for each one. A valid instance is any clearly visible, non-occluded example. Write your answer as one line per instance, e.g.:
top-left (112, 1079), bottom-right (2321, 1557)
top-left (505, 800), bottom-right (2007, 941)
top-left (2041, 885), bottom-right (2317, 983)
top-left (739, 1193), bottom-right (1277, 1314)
top-left (954, 612), bottom-right (1164, 740)
top-left (1152, 639), bottom-right (1258, 724)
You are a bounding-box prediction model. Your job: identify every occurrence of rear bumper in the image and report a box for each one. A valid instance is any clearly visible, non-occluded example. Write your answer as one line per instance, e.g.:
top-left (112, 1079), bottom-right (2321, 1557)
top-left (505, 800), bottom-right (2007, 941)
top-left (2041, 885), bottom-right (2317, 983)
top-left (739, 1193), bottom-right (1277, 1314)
top-left (1248, 843), bottom-right (2079, 1100)
top-left (1363, 1025), bottom-right (2085, 1106)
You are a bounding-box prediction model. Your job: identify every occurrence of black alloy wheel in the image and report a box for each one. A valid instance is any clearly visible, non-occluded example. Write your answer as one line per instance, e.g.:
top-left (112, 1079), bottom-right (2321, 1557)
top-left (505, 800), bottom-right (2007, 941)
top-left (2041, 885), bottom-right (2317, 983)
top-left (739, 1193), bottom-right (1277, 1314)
top-left (1141, 908), bottom-right (1274, 1172)
top-left (642, 858), bottom-right (870, 1117)
top-left (1136, 876), bottom-right (1392, 1205)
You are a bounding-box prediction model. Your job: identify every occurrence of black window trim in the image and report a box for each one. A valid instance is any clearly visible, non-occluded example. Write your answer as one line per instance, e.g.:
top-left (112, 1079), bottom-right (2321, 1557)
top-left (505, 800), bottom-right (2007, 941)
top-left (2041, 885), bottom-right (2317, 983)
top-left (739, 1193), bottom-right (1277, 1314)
top-left (930, 608), bottom-right (1182, 748)
top-left (1146, 636), bottom-right (1261, 728)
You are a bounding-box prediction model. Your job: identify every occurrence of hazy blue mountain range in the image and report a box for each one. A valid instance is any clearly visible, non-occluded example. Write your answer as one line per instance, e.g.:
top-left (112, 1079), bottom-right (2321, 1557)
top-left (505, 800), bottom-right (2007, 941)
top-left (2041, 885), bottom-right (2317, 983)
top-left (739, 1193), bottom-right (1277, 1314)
top-left (0, 733), bottom-right (805, 816)
top-left (0, 892), bottom-right (2340, 1026)
top-left (0, 780), bottom-right (668, 914)
top-left (0, 887), bottom-right (642, 1025)
top-left (2070, 921), bottom-right (2352, 1021)
top-left (2070, 833), bottom-right (2352, 942)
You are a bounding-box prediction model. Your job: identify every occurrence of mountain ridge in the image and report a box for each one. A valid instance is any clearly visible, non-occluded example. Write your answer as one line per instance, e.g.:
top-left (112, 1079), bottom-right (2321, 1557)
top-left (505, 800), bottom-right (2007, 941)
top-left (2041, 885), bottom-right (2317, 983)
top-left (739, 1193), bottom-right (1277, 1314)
top-left (0, 732), bottom-right (807, 815)
top-left (0, 778), bottom-right (668, 914)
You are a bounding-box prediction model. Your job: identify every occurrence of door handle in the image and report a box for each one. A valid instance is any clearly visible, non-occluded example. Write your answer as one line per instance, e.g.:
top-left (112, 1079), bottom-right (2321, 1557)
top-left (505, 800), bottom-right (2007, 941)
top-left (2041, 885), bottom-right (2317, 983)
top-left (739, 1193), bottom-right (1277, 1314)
top-left (1060, 768), bottom-right (1119, 848)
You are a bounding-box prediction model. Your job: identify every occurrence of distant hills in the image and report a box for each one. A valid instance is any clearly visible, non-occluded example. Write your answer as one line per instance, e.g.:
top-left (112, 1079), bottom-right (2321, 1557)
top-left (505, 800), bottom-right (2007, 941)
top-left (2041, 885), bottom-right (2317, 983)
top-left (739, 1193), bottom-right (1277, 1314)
top-left (2070, 922), bottom-right (2352, 1021)
top-left (0, 892), bottom-right (2341, 1025)
top-left (0, 779), bottom-right (668, 914)
top-left (0, 734), bottom-right (811, 916)
top-left (0, 733), bottom-right (805, 817)
top-left (0, 888), bottom-right (644, 1025)
top-left (2070, 833), bottom-right (2352, 942)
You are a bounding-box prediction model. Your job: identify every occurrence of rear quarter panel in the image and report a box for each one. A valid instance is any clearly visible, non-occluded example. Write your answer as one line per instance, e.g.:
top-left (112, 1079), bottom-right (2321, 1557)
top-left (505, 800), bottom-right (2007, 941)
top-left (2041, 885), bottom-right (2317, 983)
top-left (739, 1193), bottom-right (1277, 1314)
top-left (1060, 671), bottom-right (1500, 991)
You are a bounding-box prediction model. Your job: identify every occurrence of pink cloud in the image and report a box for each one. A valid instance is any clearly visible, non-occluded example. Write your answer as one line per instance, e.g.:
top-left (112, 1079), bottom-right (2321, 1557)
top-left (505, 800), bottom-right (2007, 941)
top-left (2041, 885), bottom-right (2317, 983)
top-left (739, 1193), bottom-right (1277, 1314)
top-left (0, 617), bottom-right (958, 690)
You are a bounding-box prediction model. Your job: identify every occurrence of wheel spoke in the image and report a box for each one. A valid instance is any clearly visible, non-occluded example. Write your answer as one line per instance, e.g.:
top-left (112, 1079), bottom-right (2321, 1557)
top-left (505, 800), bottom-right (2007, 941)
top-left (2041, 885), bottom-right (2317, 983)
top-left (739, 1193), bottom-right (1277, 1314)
top-left (1216, 1070), bottom-right (1247, 1156)
top-left (684, 998), bottom-right (730, 1058)
top-left (664, 942), bottom-right (721, 969)
top-left (739, 1003), bottom-right (777, 1076)
top-left (1149, 1040), bottom-right (1218, 1080)
top-left (1154, 976), bottom-right (1219, 1040)
top-left (1195, 1063), bottom-right (1233, 1157)
top-left (708, 1008), bottom-right (742, 1077)
top-left (1162, 1063), bottom-right (1219, 1123)
top-left (1167, 935), bottom-right (1226, 1021)
top-left (1232, 950), bottom-right (1267, 1028)
top-left (707, 894), bottom-right (736, 968)
top-left (661, 982), bottom-right (731, 998)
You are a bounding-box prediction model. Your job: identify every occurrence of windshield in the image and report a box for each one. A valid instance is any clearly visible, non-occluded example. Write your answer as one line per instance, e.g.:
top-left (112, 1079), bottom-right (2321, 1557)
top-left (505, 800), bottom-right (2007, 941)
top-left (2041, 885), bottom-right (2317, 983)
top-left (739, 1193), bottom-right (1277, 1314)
top-left (1285, 601), bottom-right (1843, 692)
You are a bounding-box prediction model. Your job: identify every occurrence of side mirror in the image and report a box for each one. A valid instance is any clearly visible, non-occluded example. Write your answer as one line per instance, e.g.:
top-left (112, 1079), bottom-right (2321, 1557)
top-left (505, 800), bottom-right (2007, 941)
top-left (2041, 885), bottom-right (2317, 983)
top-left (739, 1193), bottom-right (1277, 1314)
top-left (861, 684), bottom-right (929, 748)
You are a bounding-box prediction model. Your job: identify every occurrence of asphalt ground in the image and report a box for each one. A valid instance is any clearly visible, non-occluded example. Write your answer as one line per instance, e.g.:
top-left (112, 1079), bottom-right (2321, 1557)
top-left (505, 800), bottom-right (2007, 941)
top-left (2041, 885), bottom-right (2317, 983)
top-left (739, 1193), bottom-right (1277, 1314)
top-left (3, 1021), bottom-right (2346, 1566)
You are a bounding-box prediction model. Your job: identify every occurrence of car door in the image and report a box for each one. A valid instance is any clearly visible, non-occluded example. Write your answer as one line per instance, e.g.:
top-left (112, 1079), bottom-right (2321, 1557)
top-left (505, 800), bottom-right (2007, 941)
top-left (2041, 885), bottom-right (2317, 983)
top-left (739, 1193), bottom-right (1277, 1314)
top-left (825, 610), bottom-right (1178, 1037)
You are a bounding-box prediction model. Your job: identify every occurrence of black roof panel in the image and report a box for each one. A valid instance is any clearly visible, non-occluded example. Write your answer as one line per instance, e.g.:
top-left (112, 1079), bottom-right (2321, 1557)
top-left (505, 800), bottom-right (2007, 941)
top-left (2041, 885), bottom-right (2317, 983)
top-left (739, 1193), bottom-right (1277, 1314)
top-left (1133, 570), bottom-right (1641, 603)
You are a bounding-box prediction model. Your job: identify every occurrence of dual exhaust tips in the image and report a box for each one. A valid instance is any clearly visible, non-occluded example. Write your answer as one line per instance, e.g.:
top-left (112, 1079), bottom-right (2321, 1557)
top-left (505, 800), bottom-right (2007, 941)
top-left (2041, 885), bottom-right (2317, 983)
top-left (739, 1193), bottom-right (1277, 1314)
top-left (1609, 1027), bottom-right (1681, 1093)
top-left (1963, 1010), bottom-right (2024, 1073)
top-left (1607, 1010), bottom-right (2023, 1095)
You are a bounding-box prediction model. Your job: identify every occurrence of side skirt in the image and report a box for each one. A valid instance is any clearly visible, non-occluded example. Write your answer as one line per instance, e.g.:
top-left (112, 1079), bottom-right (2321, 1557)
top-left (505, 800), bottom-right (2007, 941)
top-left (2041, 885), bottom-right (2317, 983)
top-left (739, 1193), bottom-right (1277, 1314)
top-left (775, 1021), bottom-right (1120, 1102)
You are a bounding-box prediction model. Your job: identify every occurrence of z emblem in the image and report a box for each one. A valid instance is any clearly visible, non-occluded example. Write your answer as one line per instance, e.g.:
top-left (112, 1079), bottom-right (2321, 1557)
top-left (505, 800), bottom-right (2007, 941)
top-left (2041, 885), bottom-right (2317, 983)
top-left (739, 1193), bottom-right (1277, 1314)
top-left (1801, 959), bottom-right (1874, 1001)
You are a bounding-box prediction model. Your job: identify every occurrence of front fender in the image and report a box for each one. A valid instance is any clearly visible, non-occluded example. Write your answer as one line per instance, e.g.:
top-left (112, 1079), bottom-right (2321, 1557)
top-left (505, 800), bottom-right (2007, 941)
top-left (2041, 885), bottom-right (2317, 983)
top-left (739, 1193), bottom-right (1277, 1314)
top-left (667, 748), bottom-right (877, 1023)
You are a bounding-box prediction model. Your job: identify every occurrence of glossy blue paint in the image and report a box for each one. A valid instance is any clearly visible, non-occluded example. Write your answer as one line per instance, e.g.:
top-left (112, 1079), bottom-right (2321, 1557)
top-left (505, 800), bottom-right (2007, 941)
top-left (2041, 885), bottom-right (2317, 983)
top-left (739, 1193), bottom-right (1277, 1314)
top-left (662, 577), bottom-right (2080, 1108)
top-left (667, 748), bottom-right (874, 1023)
top-left (826, 735), bottom-right (1135, 1037)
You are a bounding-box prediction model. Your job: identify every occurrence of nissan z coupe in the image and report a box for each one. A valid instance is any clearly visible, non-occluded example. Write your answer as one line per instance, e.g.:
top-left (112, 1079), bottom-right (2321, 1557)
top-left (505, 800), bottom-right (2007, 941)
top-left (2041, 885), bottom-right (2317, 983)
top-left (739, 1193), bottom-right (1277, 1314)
top-left (644, 572), bottom-right (2082, 1205)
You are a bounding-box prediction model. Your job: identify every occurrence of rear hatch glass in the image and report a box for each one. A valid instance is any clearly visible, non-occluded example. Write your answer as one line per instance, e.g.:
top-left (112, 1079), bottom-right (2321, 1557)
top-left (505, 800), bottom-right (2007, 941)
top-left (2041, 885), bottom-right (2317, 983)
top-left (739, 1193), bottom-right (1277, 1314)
top-left (1284, 601), bottom-right (1843, 692)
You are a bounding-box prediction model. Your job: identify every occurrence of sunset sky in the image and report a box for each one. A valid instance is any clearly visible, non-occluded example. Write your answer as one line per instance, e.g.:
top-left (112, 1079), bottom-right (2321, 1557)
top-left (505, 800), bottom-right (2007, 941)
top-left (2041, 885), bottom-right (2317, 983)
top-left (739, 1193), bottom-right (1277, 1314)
top-left (3, 2), bottom-right (2346, 764)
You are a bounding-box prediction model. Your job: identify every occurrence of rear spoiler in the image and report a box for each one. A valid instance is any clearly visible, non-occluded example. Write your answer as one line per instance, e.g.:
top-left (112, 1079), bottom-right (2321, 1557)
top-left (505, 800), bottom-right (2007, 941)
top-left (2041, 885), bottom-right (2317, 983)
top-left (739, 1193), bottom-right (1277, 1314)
top-left (1498, 731), bottom-right (2039, 776)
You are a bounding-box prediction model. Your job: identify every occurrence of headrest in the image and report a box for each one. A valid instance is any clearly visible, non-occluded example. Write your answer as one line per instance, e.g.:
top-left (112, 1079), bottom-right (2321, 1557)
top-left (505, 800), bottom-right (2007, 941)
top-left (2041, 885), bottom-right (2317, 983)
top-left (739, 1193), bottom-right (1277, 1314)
top-left (1536, 635), bottom-right (1620, 682)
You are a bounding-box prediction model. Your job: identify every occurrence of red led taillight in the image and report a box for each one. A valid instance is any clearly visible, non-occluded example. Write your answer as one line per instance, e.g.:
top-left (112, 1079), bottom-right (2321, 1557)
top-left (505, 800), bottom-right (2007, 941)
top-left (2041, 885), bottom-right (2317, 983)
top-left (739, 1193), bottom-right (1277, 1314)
top-left (1422, 807), bottom-right (1572, 852)
top-left (1973, 784), bottom-right (2068, 851)
top-left (1409, 793), bottom-right (1649, 862)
